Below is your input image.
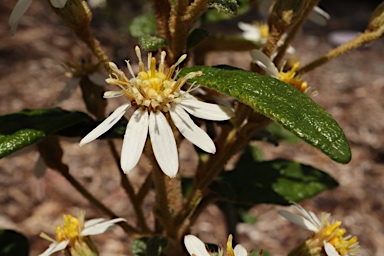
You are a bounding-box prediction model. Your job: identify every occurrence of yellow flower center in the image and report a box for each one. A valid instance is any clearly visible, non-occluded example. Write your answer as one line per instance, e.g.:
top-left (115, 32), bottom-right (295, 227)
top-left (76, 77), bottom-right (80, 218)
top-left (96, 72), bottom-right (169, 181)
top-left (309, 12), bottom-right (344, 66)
top-left (255, 22), bottom-right (269, 39)
top-left (55, 214), bottom-right (83, 244)
top-left (279, 62), bottom-right (307, 92)
top-left (315, 221), bottom-right (360, 256)
top-left (107, 47), bottom-right (201, 113)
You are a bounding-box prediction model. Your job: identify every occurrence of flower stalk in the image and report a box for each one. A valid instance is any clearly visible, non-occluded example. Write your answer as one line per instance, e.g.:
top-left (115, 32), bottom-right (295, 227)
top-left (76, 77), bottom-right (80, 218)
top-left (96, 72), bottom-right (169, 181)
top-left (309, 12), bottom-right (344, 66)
top-left (297, 25), bottom-right (384, 75)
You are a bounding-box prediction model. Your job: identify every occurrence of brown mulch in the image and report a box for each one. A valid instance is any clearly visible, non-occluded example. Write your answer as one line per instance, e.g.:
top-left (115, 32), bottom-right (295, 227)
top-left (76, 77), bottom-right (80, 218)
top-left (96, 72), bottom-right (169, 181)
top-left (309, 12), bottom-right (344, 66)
top-left (1, 1), bottom-right (384, 255)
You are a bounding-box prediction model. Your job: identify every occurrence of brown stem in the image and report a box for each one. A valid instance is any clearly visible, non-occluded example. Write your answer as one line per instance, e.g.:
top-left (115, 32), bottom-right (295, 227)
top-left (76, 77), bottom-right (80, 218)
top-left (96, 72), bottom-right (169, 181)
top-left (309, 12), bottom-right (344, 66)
top-left (151, 159), bottom-right (177, 238)
top-left (273, 0), bottom-right (320, 66)
top-left (107, 140), bottom-right (151, 233)
top-left (297, 26), bottom-right (384, 75)
top-left (153, 0), bottom-right (171, 43)
top-left (176, 111), bottom-right (271, 231)
top-left (55, 164), bottom-right (139, 235)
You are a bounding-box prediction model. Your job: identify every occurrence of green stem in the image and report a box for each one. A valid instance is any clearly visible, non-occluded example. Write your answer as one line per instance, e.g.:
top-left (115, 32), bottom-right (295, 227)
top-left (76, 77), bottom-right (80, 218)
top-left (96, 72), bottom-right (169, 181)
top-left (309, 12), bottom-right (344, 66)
top-left (107, 140), bottom-right (151, 233)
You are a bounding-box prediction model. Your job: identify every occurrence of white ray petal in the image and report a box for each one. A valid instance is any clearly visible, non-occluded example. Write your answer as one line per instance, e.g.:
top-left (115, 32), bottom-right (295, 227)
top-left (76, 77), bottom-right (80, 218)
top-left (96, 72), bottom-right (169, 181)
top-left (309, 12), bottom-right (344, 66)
top-left (250, 49), bottom-right (279, 78)
top-left (34, 155), bottom-right (47, 178)
top-left (84, 218), bottom-right (106, 228)
top-left (184, 235), bottom-right (210, 256)
top-left (50, 0), bottom-right (67, 8)
top-left (179, 98), bottom-right (233, 121)
top-left (234, 244), bottom-right (248, 256)
top-left (278, 210), bottom-right (319, 232)
top-left (309, 6), bottom-right (330, 26)
top-left (120, 108), bottom-right (148, 173)
top-left (170, 105), bottom-right (215, 153)
top-left (88, 72), bottom-right (107, 86)
top-left (39, 241), bottom-right (69, 256)
top-left (54, 77), bottom-right (80, 104)
top-left (9, 0), bottom-right (33, 35)
top-left (81, 218), bottom-right (126, 236)
top-left (149, 111), bottom-right (178, 178)
top-left (104, 90), bottom-right (124, 98)
top-left (324, 241), bottom-right (340, 256)
top-left (79, 104), bottom-right (130, 146)
top-left (238, 22), bottom-right (261, 42)
top-left (292, 203), bottom-right (321, 229)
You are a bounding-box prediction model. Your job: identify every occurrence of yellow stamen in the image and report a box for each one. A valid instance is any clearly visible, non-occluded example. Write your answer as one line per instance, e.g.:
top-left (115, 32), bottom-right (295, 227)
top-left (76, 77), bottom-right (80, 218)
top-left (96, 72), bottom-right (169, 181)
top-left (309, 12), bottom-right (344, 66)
top-left (226, 235), bottom-right (235, 256)
top-left (279, 62), bottom-right (307, 92)
top-left (150, 57), bottom-right (156, 77)
top-left (55, 214), bottom-right (81, 243)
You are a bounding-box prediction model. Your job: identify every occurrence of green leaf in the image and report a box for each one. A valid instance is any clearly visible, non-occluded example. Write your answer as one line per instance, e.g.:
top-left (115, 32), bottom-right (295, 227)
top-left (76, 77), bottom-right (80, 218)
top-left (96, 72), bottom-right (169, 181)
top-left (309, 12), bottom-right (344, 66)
top-left (139, 35), bottom-right (167, 51)
top-left (187, 28), bottom-right (210, 50)
top-left (131, 236), bottom-right (167, 256)
top-left (0, 229), bottom-right (29, 256)
top-left (208, 0), bottom-right (239, 16)
top-left (211, 146), bottom-right (339, 206)
top-left (0, 108), bottom-right (93, 158)
top-left (179, 65), bottom-right (351, 164)
top-left (129, 13), bottom-right (156, 38)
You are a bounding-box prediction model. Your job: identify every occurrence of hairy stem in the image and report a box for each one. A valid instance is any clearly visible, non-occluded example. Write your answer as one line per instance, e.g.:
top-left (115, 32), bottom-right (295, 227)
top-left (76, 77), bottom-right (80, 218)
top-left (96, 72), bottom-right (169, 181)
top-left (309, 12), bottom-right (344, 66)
top-left (297, 26), bottom-right (384, 75)
top-left (107, 140), bottom-right (151, 233)
top-left (56, 164), bottom-right (139, 235)
top-left (273, 0), bottom-right (320, 66)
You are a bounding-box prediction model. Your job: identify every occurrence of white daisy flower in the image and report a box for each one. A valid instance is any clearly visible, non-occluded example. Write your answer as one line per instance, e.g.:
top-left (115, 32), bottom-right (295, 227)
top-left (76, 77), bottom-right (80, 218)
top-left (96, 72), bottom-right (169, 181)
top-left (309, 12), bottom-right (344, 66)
top-left (238, 22), bottom-right (295, 55)
top-left (79, 46), bottom-right (233, 178)
top-left (39, 211), bottom-right (126, 256)
top-left (278, 204), bottom-right (360, 256)
top-left (250, 49), bottom-right (308, 92)
top-left (238, 21), bottom-right (269, 43)
top-left (184, 234), bottom-right (248, 256)
top-left (9, 0), bottom-right (67, 35)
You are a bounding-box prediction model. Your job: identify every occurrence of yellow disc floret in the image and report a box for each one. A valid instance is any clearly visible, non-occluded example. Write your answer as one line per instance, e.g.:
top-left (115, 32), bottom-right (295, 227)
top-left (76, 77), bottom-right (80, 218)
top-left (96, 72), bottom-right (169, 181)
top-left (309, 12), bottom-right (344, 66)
top-left (254, 22), bottom-right (269, 39)
top-left (106, 46), bottom-right (201, 113)
top-left (55, 212), bottom-right (85, 245)
top-left (310, 219), bottom-right (360, 256)
top-left (279, 62), bottom-right (307, 93)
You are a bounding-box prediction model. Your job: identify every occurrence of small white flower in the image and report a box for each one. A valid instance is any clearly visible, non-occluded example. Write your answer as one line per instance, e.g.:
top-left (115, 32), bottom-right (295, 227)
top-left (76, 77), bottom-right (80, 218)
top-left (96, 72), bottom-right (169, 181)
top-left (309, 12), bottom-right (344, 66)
top-left (238, 22), bottom-right (268, 43)
top-left (39, 212), bottom-right (126, 256)
top-left (9, 0), bottom-right (67, 34)
top-left (184, 234), bottom-right (248, 256)
top-left (80, 47), bottom-right (233, 178)
top-left (238, 22), bottom-right (295, 55)
top-left (278, 203), bottom-right (361, 256)
top-left (250, 49), bottom-right (308, 92)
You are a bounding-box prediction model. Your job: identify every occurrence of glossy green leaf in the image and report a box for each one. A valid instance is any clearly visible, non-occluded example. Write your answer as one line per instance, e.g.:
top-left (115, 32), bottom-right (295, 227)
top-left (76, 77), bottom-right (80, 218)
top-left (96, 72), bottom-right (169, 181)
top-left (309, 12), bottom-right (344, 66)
top-left (179, 65), bottom-right (351, 163)
top-left (0, 229), bottom-right (29, 256)
top-left (187, 28), bottom-right (209, 50)
top-left (129, 13), bottom-right (156, 38)
top-left (139, 35), bottom-right (167, 51)
top-left (211, 146), bottom-right (338, 206)
top-left (0, 108), bottom-right (93, 158)
top-left (131, 236), bottom-right (167, 256)
top-left (208, 0), bottom-right (239, 16)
